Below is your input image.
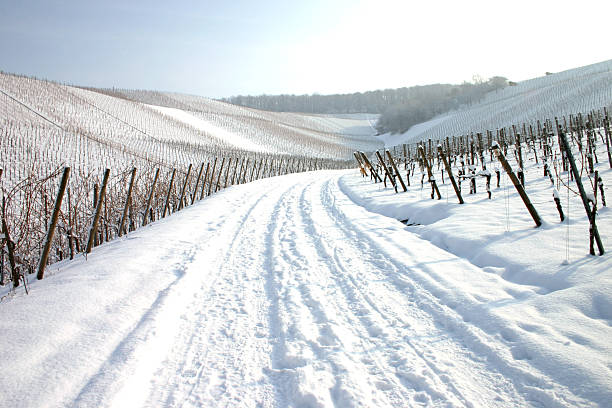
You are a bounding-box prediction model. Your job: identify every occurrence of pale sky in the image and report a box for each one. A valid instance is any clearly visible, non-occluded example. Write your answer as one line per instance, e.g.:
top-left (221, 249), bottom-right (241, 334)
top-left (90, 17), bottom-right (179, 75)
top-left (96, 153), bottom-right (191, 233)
top-left (1, 0), bottom-right (611, 98)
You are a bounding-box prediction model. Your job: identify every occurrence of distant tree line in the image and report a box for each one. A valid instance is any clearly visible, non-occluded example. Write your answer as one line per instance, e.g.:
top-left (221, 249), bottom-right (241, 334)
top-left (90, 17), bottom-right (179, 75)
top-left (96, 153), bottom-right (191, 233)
top-left (375, 77), bottom-right (508, 134)
top-left (221, 76), bottom-right (508, 134)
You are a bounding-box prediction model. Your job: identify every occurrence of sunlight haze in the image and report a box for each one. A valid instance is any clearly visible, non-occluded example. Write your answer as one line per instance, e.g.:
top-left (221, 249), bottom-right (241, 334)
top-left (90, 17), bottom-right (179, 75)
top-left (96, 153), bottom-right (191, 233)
top-left (1, 0), bottom-right (610, 98)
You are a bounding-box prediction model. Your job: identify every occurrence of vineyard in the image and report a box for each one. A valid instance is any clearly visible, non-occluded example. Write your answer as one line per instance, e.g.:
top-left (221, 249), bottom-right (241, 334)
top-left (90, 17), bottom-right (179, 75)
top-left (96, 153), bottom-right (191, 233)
top-left (2, 62), bottom-right (612, 293)
top-left (358, 107), bottom-right (611, 260)
top-left (0, 72), bottom-right (382, 288)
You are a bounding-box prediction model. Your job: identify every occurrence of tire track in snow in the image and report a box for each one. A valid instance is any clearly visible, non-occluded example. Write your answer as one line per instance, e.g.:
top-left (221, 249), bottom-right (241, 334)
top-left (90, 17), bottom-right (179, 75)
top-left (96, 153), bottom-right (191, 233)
top-left (313, 178), bottom-right (518, 407)
top-left (143, 182), bottom-right (299, 407)
top-left (327, 175), bottom-right (590, 407)
top-left (298, 177), bottom-right (475, 407)
top-left (263, 178), bottom-right (404, 407)
top-left (264, 173), bottom-right (470, 406)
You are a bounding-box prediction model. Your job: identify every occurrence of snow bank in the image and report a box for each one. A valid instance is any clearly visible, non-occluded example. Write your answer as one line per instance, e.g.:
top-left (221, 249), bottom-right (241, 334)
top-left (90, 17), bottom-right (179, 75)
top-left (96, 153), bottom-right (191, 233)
top-left (340, 156), bottom-right (612, 405)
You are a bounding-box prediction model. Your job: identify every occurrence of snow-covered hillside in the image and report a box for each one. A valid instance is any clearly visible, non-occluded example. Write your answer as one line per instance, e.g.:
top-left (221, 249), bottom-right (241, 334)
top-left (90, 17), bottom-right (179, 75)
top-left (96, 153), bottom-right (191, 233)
top-left (0, 72), bottom-right (382, 189)
top-left (380, 59), bottom-right (612, 147)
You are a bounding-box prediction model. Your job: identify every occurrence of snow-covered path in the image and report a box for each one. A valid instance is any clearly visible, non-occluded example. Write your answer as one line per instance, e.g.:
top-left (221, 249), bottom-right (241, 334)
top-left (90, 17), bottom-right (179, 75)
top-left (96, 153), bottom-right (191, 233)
top-left (1, 170), bottom-right (604, 407)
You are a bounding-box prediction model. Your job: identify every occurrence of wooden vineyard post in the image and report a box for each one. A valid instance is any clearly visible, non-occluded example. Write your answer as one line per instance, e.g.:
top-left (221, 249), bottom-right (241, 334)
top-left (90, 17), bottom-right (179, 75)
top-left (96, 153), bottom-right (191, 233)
top-left (207, 158), bottom-right (218, 196)
top-left (215, 158), bottom-right (226, 193)
top-left (555, 118), bottom-right (568, 172)
top-left (385, 150), bottom-right (407, 192)
top-left (118, 167), bottom-right (136, 237)
top-left (236, 158), bottom-right (245, 185)
top-left (142, 168), bottom-right (159, 226)
top-left (199, 162), bottom-right (211, 201)
top-left (223, 158), bottom-right (232, 188)
top-left (354, 152), bottom-right (368, 177)
top-left (86, 168), bottom-right (110, 254)
top-left (604, 108), bottom-right (612, 168)
top-left (491, 142), bottom-right (542, 227)
top-left (558, 131), bottom-right (604, 255)
top-left (360, 152), bottom-right (382, 182)
top-left (240, 158), bottom-right (249, 184)
top-left (37, 167), bottom-right (70, 279)
top-left (375, 151), bottom-right (397, 192)
top-left (162, 169), bottom-right (176, 218)
top-left (418, 145), bottom-right (441, 200)
top-left (256, 158), bottom-right (266, 181)
top-left (191, 162), bottom-right (205, 204)
top-left (249, 159), bottom-right (258, 182)
top-left (515, 132), bottom-right (525, 186)
top-left (177, 164), bottom-right (192, 211)
top-left (230, 158), bottom-right (240, 185)
top-left (2, 198), bottom-right (19, 287)
top-left (437, 145), bottom-right (463, 204)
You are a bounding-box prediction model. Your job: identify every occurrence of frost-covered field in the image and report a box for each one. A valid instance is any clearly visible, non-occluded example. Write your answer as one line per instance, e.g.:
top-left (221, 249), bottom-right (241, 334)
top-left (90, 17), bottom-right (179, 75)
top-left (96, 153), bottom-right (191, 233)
top-left (0, 72), bottom-right (382, 189)
top-left (380, 59), bottom-right (612, 147)
top-left (0, 126), bottom-right (610, 406)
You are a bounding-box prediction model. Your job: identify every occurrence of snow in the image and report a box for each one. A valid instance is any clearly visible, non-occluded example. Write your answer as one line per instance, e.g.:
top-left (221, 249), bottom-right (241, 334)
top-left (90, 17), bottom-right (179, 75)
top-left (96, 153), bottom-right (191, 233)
top-left (1, 156), bottom-right (611, 406)
top-left (145, 104), bottom-right (269, 153)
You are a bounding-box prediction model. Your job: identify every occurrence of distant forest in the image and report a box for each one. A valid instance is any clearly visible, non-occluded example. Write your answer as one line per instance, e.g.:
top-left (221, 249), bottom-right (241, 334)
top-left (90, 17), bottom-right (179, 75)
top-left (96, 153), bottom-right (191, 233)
top-left (221, 76), bottom-right (508, 134)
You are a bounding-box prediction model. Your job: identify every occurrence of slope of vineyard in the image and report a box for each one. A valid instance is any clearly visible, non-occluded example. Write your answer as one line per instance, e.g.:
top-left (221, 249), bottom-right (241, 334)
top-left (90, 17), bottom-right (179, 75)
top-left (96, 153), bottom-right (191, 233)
top-left (380, 59), bottom-right (612, 147)
top-left (0, 72), bottom-right (382, 190)
top-left (83, 87), bottom-right (381, 162)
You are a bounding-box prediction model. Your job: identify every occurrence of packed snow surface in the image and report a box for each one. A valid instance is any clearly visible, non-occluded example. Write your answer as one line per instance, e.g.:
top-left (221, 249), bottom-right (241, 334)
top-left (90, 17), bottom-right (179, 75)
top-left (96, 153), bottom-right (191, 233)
top-left (1, 167), bottom-right (611, 407)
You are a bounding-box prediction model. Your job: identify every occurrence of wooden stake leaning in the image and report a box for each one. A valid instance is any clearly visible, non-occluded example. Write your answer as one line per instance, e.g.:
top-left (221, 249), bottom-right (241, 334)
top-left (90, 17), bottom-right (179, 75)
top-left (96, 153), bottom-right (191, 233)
top-left (491, 142), bottom-right (541, 227)
top-left (1, 208), bottom-right (19, 287)
top-left (223, 158), bottom-right (232, 188)
top-left (207, 158), bottom-right (218, 196)
top-left (354, 152), bottom-right (367, 177)
top-left (236, 158), bottom-right (246, 185)
top-left (375, 151), bottom-right (397, 192)
top-left (199, 162), bottom-right (211, 201)
top-left (215, 158), bottom-right (226, 193)
top-left (37, 167), bottom-right (71, 279)
top-left (191, 162), bottom-right (205, 204)
top-left (359, 152), bottom-right (382, 182)
top-left (418, 145), bottom-right (441, 200)
top-left (86, 168), bottom-right (110, 254)
top-left (142, 168), bottom-right (160, 227)
top-left (385, 150), bottom-right (407, 192)
top-left (603, 109), bottom-right (612, 168)
top-left (558, 131), bottom-right (604, 255)
top-left (437, 145), bottom-right (464, 204)
top-left (240, 158), bottom-right (249, 184)
top-left (117, 167), bottom-right (136, 237)
top-left (177, 164), bottom-right (192, 211)
top-left (162, 169), bottom-right (176, 218)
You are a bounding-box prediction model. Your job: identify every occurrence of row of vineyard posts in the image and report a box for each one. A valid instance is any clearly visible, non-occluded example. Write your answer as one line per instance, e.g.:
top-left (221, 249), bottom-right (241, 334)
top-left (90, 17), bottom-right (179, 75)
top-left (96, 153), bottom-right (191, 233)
top-left (0, 154), bottom-right (350, 289)
top-left (355, 107), bottom-right (611, 256)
